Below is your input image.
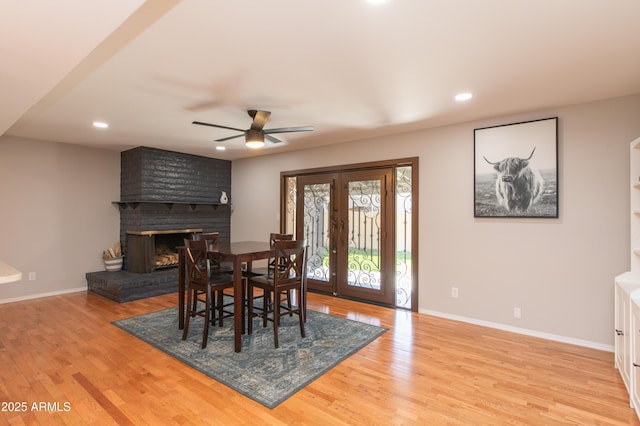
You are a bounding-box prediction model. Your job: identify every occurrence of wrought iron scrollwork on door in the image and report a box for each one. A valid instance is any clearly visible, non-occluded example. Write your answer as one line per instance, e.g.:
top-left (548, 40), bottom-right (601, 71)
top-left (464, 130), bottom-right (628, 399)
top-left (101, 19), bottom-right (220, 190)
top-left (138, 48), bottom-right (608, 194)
top-left (303, 183), bottom-right (331, 282)
top-left (346, 179), bottom-right (382, 290)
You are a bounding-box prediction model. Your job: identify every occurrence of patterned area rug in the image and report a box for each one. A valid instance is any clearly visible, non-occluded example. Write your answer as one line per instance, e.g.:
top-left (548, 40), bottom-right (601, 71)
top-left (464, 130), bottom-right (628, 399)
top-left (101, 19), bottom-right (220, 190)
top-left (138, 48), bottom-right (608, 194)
top-left (113, 305), bottom-right (387, 408)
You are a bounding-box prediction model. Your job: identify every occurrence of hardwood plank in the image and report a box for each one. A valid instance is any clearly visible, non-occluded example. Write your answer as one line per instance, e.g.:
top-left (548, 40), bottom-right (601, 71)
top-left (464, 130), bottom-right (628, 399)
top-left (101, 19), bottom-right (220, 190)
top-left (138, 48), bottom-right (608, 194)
top-left (0, 291), bottom-right (637, 425)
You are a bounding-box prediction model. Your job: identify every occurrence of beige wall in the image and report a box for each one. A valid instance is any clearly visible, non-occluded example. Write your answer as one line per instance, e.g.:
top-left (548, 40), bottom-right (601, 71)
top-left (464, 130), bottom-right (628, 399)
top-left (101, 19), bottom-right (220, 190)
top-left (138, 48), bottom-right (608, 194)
top-left (231, 94), bottom-right (640, 349)
top-left (1, 94), bottom-right (638, 349)
top-left (0, 136), bottom-right (120, 302)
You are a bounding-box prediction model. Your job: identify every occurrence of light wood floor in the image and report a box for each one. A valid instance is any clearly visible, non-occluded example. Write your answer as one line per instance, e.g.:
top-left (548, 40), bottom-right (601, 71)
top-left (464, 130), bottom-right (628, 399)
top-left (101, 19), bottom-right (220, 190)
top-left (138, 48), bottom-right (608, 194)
top-left (0, 291), bottom-right (638, 425)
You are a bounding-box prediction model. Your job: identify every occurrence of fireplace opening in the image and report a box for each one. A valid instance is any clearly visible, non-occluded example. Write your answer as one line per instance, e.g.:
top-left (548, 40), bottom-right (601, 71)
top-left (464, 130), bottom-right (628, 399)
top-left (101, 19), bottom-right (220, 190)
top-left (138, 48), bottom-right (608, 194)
top-left (126, 229), bottom-right (202, 273)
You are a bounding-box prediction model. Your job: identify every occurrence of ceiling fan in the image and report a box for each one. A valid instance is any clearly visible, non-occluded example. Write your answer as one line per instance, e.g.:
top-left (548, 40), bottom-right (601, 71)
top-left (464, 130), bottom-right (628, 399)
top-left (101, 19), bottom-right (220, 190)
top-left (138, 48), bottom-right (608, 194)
top-left (192, 109), bottom-right (313, 148)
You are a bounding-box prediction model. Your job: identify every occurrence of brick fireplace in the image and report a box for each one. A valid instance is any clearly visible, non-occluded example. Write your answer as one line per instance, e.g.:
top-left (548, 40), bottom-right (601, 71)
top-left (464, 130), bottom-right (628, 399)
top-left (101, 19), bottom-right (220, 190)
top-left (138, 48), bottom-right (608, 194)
top-left (118, 146), bottom-right (231, 271)
top-left (87, 146), bottom-right (232, 302)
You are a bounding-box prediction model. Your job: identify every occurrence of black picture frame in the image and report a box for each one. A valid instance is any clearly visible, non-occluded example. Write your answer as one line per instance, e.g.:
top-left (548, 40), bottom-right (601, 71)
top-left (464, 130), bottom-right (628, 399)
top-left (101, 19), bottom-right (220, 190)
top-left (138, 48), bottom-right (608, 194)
top-left (474, 117), bottom-right (558, 218)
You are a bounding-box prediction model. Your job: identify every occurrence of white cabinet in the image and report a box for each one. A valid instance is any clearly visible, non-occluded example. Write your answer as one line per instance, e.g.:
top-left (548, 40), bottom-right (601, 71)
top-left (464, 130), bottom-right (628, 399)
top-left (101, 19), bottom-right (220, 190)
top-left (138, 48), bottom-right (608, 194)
top-left (615, 136), bottom-right (640, 418)
top-left (631, 292), bottom-right (640, 418)
top-left (616, 278), bottom-right (630, 393)
top-left (615, 273), bottom-right (640, 397)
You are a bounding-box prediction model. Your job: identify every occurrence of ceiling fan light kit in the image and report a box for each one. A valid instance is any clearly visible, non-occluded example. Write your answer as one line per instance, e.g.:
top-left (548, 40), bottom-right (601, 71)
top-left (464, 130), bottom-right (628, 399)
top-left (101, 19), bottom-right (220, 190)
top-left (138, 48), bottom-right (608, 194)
top-left (245, 129), bottom-right (265, 148)
top-left (192, 109), bottom-right (313, 150)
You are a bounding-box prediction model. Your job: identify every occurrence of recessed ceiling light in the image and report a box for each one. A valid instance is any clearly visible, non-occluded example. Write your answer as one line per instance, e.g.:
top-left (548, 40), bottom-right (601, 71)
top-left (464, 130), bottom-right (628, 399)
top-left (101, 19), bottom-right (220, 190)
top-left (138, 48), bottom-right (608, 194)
top-left (367, 0), bottom-right (391, 4)
top-left (216, 146), bottom-right (226, 151)
top-left (455, 93), bottom-right (473, 101)
top-left (92, 121), bottom-right (109, 129)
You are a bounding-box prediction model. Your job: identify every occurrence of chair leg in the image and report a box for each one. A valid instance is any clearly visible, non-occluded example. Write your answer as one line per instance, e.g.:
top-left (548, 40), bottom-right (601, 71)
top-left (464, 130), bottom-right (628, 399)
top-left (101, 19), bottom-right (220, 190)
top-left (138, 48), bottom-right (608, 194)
top-left (241, 277), bottom-right (247, 333)
top-left (263, 291), bottom-right (271, 328)
top-left (216, 290), bottom-right (224, 327)
top-left (191, 292), bottom-right (198, 317)
top-left (209, 290), bottom-right (216, 325)
top-left (182, 288), bottom-right (193, 341)
top-left (202, 286), bottom-right (211, 349)
top-left (298, 302), bottom-right (306, 338)
top-left (286, 290), bottom-right (292, 317)
top-left (247, 283), bottom-right (254, 335)
top-left (273, 291), bottom-right (280, 349)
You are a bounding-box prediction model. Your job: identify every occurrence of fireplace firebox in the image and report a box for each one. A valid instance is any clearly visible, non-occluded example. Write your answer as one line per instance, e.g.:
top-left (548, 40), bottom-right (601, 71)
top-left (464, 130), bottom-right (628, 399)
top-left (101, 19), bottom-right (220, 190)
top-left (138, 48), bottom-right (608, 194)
top-left (126, 229), bottom-right (202, 273)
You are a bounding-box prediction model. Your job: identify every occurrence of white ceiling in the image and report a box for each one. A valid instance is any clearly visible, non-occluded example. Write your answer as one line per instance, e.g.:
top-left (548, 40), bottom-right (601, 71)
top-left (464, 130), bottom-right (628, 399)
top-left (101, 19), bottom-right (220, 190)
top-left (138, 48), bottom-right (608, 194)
top-left (3, 0), bottom-right (640, 160)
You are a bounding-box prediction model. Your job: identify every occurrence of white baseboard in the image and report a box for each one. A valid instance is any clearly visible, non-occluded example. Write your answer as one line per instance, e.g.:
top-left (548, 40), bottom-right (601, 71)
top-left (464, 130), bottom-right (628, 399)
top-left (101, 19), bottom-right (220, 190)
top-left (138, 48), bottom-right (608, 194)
top-left (421, 309), bottom-right (613, 353)
top-left (0, 286), bottom-right (86, 305)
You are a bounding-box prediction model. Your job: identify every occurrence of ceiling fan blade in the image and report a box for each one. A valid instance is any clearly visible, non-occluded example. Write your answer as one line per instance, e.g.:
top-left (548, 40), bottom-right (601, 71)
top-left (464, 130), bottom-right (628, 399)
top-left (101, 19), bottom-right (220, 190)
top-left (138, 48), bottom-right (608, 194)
top-left (249, 110), bottom-right (271, 131)
top-left (265, 134), bottom-right (283, 144)
top-left (194, 113), bottom-right (310, 147)
top-left (192, 120), bottom-right (244, 132)
top-left (215, 133), bottom-right (245, 142)
top-left (264, 126), bottom-right (314, 134)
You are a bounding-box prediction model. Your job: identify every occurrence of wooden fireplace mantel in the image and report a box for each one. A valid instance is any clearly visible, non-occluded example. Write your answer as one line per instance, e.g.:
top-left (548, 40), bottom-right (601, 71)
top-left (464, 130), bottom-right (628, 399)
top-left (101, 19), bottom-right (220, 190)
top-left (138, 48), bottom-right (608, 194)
top-left (113, 201), bottom-right (227, 211)
top-left (126, 229), bottom-right (203, 236)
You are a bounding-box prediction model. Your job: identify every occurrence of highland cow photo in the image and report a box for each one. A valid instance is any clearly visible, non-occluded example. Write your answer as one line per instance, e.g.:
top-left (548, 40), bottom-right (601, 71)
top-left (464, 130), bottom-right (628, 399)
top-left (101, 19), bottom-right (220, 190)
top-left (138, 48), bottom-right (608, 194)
top-left (474, 117), bottom-right (558, 218)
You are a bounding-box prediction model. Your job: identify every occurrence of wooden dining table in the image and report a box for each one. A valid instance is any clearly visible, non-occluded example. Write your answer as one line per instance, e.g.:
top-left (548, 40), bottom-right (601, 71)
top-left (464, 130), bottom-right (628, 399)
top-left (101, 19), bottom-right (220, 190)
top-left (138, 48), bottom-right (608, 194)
top-left (177, 240), bottom-right (274, 352)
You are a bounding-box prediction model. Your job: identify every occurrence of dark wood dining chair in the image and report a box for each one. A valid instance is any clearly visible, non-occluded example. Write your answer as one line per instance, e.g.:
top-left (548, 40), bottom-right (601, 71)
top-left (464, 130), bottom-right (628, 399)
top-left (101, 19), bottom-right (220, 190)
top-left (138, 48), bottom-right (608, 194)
top-left (191, 232), bottom-right (233, 273)
top-left (249, 233), bottom-right (294, 315)
top-left (182, 239), bottom-right (234, 349)
top-left (250, 233), bottom-right (294, 277)
top-left (247, 239), bottom-right (307, 348)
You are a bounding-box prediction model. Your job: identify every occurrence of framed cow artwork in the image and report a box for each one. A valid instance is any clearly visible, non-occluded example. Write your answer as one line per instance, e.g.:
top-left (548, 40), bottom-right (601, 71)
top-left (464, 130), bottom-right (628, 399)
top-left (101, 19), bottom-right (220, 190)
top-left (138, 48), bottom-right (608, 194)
top-left (474, 117), bottom-right (558, 218)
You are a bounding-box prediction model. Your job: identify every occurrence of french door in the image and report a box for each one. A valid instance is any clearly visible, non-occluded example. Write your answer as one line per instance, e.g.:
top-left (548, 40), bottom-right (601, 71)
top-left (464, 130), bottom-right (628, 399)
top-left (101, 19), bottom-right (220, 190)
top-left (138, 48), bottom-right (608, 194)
top-left (296, 168), bottom-right (394, 305)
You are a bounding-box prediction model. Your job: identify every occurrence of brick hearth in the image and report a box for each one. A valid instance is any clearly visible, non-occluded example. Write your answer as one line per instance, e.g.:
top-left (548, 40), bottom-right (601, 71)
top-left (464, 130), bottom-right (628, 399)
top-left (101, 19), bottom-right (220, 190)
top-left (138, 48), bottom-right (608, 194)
top-left (86, 269), bottom-right (178, 303)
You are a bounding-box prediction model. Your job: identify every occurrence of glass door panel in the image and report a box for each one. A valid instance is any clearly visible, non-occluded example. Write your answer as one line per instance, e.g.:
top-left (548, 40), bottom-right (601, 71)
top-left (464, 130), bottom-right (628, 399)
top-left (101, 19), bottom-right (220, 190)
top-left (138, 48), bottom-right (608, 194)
top-left (395, 166), bottom-right (413, 309)
top-left (296, 174), bottom-right (337, 294)
top-left (337, 169), bottom-right (394, 305)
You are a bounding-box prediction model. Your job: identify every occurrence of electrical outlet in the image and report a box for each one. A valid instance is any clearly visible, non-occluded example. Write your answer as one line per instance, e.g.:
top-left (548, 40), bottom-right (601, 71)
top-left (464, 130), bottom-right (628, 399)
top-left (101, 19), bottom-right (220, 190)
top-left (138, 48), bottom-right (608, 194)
top-left (451, 287), bottom-right (459, 298)
top-left (28, 272), bottom-right (36, 281)
top-left (513, 307), bottom-right (522, 319)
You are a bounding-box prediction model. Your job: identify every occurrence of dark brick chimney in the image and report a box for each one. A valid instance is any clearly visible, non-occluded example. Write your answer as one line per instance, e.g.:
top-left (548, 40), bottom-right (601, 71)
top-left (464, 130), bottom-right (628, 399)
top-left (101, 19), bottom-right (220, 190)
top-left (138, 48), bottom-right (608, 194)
top-left (117, 146), bottom-right (231, 271)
